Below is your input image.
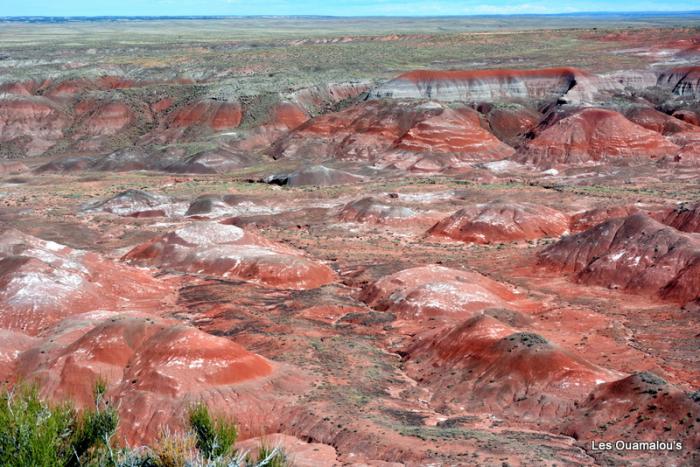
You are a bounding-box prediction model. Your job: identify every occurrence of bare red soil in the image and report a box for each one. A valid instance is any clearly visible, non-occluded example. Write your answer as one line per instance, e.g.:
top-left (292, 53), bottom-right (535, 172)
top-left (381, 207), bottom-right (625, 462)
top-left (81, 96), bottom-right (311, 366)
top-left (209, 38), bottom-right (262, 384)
top-left (271, 100), bottom-right (442, 161)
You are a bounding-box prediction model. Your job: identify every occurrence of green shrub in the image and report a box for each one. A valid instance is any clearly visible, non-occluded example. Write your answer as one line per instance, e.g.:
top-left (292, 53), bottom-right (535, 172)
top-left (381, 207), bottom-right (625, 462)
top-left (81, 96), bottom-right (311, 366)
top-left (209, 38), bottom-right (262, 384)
top-left (0, 384), bottom-right (286, 467)
top-left (0, 384), bottom-right (76, 466)
top-left (0, 381), bottom-right (118, 467)
top-left (70, 405), bottom-right (119, 464)
top-left (187, 402), bottom-right (238, 460)
top-left (69, 377), bottom-right (119, 466)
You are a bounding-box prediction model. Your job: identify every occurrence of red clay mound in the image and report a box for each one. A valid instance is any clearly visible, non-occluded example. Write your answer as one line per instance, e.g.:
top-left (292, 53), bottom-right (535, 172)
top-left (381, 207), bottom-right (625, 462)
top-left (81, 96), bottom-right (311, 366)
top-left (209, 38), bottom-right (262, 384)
top-left (0, 79), bottom-right (365, 157)
top-left (657, 66), bottom-right (700, 98)
top-left (655, 202), bottom-right (700, 233)
top-left (34, 156), bottom-right (96, 173)
top-left (339, 197), bottom-right (419, 225)
top-left (40, 77), bottom-right (136, 99)
top-left (481, 104), bottom-right (541, 147)
top-left (269, 102), bottom-right (309, 129)
top-left (428, 201), bottom-right (569, 244)
top-left (122, 221), bottom-right (335, 289)
top-left (539, 214), bottom-right (700, 306)
top-left (15, 312), bottom-right (170, 405)
top-left (115, 327), bottom-right (292, 444)
top-left (116, 323), bottom-right (272, 399)
top-left (143, 99), bottom-right (243, 143)
top-left (404, 315), bottom-right (619, 421)
top-left (83, 189), bottom-right (172, 217)
top-left (271, 100), bottom-right (512, 164)
top-left (271, 100), bottom-right (441, 161)
top-left (624, 106), bottom-right (699, 135)
top-left (88, 148), bottom-right (154, 172)
top-left (185, 193), bottom-right (258, 216)
top-left (185, 194), bottom-right (270, 217)
top-left (0, 161), bottom-right (29, 176)
top-left (561, 372), bottom-right (700, 466)
top-left (569, 205), bottom-right (643, 233)
top-left (0, 97), bottom-right (69, 156)
top-left (392, 106), bottom-right (515, 158)
top-left (163, 146), bottom-right (260, 174)
top-left (519, 108), bottom-right (679, 167)
top-left (0, 329), bottom-right (39, 382)
top-left (289, 81), bottom-right (371, 111)
top-left (171, 100), bottom-right (242, 131)
top-left (372, 67), bottom-right (616, 104)
top-left (360, 265), bottom-right (525, 319)
top-left (74, 100), bottom-right (133, 137)
top-left (624, 107), bottom-right (700, 150)
top-left (0, 230), bottom-right (169, 335)
top-left (0, 81), bottom-right (39, 96)
top-left (14, 312), bottom-right (282, 444)
top-left (673, 109), bottom-right (700, 126)
top-left (43, 79), bottom-right (94, 99)
top-left (40, 76), bottom-right (141, 99)
top-left (95, 76), bottom-right (139, 90)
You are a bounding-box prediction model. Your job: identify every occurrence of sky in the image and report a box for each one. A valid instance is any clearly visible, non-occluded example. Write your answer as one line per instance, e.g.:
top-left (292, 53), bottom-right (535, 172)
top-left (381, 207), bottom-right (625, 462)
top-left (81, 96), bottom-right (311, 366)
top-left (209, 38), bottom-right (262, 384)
top-left (2, 1), bottom-right (700, 17)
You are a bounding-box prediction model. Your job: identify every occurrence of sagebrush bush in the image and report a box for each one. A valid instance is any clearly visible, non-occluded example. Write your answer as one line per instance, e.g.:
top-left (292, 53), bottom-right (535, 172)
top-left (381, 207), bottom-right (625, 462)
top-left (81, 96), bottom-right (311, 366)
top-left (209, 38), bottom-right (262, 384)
top-left (0, 382), bottom-right (118, 467)
top-left (0, 384), bottom-right (286, 467)
top-left (0, 384), bottom-right (75, 466)
top-left (188, 402), bottom-right (238, 460)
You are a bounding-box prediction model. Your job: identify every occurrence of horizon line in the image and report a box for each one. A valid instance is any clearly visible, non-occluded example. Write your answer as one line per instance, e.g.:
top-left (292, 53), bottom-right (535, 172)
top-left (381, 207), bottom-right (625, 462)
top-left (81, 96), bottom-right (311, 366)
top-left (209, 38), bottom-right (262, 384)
top-left (2, 10), bottom-right (700, 19)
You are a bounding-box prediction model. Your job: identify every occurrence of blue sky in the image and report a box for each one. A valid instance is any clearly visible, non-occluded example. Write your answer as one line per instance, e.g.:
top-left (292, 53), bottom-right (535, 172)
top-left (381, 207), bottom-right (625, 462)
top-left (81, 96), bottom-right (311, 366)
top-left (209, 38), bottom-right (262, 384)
top-left (3, 1), bottom-right (700, 17)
